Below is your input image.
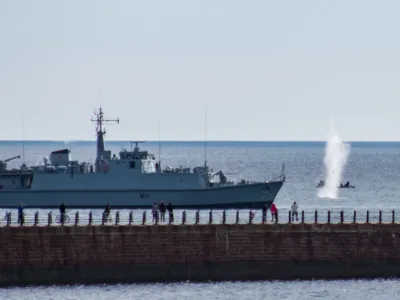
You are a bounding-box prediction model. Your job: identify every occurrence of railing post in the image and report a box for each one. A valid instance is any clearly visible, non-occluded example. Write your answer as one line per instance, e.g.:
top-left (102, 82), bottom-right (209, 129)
top-left (88, 211), bottom-right (92, 226)
top-left (379, 210), bottom-right (382, 224)
top-left (48, 212), bottom-right (52, 226)
top-left (392, 210), bottom-right (395, 224)
top-left (195, 210), bottom-right (200, 224)
top-left (301, 210), bottom-right (304, 223)
top-left (236, 210), bottom-right (239, 224)
top-left (314, 210), bottom-right (318, 224)
top-left (327, 210), bottom-right (331, 224)
top-left (288, 211), bottom-right (291, 224)
top-left (366, 210), bottom-right (369, 224)
top-left (75, 211), bottom-right (79, 226)
top-left (6, 212), bottom-right (11, 227)
top-left (353, 210), bottom-right (356, 223)
top-left (142, 211), bottom-right (146, 225)
top-left (129, 211), bottom-right (133, 225)
top-left (182, 211), bottom-right (186, 225)
top-left (222, 210), bottom-right (226, 224)
top-left (209, 210), bottom-right (213, 224)
top-left (340, 210), bottom-right (344, 223)
top-left (115, 211), bottom-right (120, 225)
top-left (275, 210), bottom-right (278, 224)
top-left (34, 212), bottom-right (39, 226)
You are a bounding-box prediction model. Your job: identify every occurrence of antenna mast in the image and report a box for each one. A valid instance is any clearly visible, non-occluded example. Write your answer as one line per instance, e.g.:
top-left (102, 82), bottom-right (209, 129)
top-left (158, 121), bottom-right (161, 164)
top-left (22, 116), bottom-right (25, 165)
top-left (204, 108), bottom-right (207, 168)
top-left (91, 107), bottom-right (119, 165)
top-left (91, 107), bottom-right (120, 135)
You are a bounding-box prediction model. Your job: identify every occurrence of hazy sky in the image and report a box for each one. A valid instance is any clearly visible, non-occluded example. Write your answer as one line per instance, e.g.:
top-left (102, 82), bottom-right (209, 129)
top-left (1, 1), bottom-right (399, 141)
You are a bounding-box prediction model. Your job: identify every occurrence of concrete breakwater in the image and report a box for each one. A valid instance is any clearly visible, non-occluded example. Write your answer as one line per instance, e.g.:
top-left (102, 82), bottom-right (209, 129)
top-left (1, 223), bottom-right (400, 286)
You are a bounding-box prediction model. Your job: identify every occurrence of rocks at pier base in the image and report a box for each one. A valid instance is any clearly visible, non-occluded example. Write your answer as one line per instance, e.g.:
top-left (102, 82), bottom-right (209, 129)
top-left (0, 223), bottom-right (400, 286)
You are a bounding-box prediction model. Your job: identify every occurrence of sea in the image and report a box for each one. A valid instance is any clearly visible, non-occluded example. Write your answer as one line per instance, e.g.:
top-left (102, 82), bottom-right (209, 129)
top-left (0, 140), bottom-right (400, 299)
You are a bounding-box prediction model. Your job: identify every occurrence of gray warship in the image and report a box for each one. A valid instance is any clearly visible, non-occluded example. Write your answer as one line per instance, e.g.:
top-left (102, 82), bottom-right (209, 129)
top-left (0, 108), bottom-right (285, 208)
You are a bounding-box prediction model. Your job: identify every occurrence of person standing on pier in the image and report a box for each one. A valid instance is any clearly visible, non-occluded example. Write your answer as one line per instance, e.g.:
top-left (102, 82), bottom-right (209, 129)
top-left (59, 202), bottom-right (66, 224)
top-left (262, 203), bottom-right (267, 223)
top-left (159, 201), bottom-right (166, 222)
top-left (18, 203), bottom-right (24, 225)
top-left (270, 203), bottom-right (277, 223)
top-left (291, 201), bottom-right (299, 222)
top-left (152, 202), bottom-right (159, 223)
top-left (104, 202), bottom-right (111, 223)
top-left (167, 202), bottom-right (174, 223)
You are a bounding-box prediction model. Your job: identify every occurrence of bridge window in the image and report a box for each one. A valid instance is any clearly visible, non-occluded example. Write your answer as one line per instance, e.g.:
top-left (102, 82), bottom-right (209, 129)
top-left (129, 161), bottom-right (136, 169)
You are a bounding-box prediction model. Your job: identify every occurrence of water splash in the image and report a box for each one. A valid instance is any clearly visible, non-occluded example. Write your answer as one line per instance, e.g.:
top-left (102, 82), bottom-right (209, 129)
top-left (318, 118), bottom-right (350, 199)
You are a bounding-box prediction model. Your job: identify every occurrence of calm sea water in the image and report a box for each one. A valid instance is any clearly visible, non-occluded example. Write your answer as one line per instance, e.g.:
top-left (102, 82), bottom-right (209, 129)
top-left (1, 140), bottom-right (400, 210)
top-left (0, 140), bottom-right (399, 298)
top-left (1, 280), bottom-right (400, 300)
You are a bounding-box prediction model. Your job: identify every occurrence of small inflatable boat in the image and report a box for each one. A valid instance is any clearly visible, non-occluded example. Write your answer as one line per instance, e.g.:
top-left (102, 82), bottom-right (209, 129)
top-left (316, 182), bottom-right (355, 189)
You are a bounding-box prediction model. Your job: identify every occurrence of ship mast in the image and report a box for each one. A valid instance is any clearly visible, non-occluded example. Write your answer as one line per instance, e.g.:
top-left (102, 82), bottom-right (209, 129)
top-left (91, 107), bottom-right (119, 168)
top-left (158, 120), bottom-right (162, 171)
top-left (22, 116), bottom-right (25, 165)
top-left (204, 108), bottom-right (208, 169)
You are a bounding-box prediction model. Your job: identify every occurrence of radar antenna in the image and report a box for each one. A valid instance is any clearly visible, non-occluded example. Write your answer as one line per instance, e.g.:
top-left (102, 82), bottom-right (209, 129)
top-left (91, 107), bottom-right (119, 136)
top-left (129, 141), bottom-right (145, 152)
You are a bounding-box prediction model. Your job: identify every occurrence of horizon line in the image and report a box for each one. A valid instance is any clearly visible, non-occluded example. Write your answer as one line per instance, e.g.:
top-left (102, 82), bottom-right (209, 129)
top-left (0, 139), bottom-right (400, 143)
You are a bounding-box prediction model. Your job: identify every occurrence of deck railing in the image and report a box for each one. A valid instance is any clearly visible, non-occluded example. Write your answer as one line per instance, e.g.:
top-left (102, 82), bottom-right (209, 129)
top-left (1, 209), bottom-right (400, 227)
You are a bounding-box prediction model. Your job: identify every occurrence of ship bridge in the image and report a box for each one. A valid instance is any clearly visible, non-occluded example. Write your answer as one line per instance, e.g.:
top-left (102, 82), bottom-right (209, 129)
top-left (107, 141), bottom-right (158, 174)
top-left (118, 148), bottom-right (155, 161)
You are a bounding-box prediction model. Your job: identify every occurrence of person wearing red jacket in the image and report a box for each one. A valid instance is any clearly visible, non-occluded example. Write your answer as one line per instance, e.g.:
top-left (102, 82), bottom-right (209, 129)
top-left (270, 203), bottom-right (277, 222)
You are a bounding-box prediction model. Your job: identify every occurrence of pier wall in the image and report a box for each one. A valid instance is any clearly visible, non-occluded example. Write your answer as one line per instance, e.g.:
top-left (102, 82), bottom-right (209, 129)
top-left (1, 224), bottom-right (400, 285)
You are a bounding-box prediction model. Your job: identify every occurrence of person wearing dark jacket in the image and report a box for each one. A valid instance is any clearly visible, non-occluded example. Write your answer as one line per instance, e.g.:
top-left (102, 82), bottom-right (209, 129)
top-left (262, 203), bottom-right (267, 223)
top-left (159, 201), bottom-right (166, 222)
top-left (59, 202), bottom-right (66, 224)
top-left (167, 202), bottom-right (174, 223)
top-left (18, 203), bottom-right (24, 225)
top-left (104, 202), bottom-right (111, 222)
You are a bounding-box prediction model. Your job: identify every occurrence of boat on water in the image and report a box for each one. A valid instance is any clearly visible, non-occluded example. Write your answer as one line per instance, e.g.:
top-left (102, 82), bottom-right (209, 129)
top-left (316, 180), bottom-right (355, 189)
top-left (0, 108), bottom-right (286, 209)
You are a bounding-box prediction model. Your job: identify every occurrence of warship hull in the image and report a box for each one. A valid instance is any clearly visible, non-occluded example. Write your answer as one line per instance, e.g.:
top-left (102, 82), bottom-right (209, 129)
top-left (0, 181), bottom-right (283, 209)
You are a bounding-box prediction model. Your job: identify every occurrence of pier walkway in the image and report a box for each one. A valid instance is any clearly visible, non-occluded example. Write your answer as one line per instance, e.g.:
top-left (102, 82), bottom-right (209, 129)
top-left (1, 208), bottom-right (399, 226)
